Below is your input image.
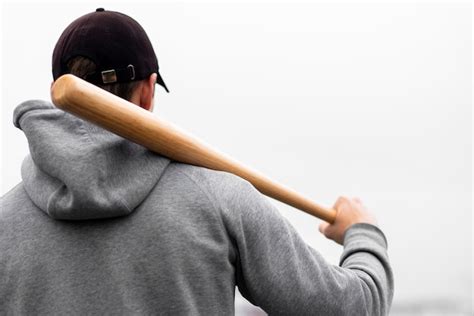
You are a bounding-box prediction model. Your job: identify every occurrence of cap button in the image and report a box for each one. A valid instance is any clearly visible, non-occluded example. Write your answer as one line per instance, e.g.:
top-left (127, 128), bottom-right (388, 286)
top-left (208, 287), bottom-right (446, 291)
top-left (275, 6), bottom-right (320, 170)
top-left (96, 8), bottom-right (105, 12)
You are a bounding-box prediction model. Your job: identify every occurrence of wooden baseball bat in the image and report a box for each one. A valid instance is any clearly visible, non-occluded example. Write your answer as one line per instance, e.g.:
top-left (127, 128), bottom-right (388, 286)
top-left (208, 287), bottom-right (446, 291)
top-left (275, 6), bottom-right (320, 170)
top-left (51, 74), bottom-right (337, 223)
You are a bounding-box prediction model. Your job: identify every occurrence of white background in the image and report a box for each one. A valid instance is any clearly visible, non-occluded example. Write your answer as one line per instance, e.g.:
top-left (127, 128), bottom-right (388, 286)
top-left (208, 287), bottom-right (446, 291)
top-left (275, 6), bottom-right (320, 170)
top-left (1, 1), bottom-right (472, 315)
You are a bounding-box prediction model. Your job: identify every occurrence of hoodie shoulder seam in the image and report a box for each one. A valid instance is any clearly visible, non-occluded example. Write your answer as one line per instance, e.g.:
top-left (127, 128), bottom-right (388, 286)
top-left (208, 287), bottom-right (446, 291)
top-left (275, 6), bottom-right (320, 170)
top-left (169, 165), bottom-right (223, 217)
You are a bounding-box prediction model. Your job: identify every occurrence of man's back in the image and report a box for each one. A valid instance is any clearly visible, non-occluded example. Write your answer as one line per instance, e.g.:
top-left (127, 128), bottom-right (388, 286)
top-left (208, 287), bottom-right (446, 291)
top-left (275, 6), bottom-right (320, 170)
top-left (1, 100), bottom-right (393, 315)
top-left (1, 163), bottom-right (239, 314)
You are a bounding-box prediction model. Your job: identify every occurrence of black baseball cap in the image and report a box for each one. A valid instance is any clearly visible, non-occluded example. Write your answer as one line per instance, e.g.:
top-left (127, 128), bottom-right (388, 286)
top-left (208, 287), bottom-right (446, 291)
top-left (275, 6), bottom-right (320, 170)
top-left (52, 8), bottom-right (169, 92)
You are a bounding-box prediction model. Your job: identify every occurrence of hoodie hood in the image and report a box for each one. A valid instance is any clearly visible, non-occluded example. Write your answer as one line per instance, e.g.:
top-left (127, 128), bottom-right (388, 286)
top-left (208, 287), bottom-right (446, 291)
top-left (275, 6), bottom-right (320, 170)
top-left (13, 100), bottom-right (170, 220)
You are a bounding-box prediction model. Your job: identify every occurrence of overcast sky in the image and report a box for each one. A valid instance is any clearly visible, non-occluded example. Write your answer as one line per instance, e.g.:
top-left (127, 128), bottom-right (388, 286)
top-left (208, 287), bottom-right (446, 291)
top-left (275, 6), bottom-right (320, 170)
top-left (1, 1), bottom-right (472, 314)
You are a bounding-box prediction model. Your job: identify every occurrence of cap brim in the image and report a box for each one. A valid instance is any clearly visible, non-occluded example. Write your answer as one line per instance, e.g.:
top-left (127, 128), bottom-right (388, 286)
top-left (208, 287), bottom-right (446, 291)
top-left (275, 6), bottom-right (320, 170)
top-left (156, 71), bottom-right (169, 93)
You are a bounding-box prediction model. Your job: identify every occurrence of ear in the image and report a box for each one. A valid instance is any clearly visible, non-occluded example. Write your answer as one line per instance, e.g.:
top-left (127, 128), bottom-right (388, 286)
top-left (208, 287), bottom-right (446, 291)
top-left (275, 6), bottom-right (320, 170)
top-left (139, 73), bottom-right (157, 111)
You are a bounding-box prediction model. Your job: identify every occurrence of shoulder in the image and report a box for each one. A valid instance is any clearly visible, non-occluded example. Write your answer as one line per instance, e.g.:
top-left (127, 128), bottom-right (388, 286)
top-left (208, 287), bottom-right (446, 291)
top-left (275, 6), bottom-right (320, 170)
top-left (1, 183), bottom-right (42, 228)
top-left (165, 162), bottom-right (252, 198)
top-left (169, 162), bottom-right (248, 189)
top-left (1, 183), bottom-right (30, 212)
top-left (163, 162), bottom-right (279, 223)
top-left (163, 162), bottom-right (260, 210)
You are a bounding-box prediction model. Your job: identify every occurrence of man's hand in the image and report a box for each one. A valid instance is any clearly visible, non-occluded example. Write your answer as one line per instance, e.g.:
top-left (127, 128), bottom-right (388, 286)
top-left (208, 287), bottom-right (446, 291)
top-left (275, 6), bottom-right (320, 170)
top-left (319, 196), bottom-right (377, 245)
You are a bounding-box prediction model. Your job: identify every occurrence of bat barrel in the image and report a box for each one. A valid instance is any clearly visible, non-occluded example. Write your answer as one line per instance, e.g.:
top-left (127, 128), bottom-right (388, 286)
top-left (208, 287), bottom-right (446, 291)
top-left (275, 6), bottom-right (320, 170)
top-left (51, 74), bottom-right (337, 223)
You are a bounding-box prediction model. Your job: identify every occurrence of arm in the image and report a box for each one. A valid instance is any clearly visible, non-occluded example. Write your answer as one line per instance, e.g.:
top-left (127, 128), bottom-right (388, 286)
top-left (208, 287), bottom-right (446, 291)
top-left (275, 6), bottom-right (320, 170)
top-left (221, 180), bottom-right (394, 315)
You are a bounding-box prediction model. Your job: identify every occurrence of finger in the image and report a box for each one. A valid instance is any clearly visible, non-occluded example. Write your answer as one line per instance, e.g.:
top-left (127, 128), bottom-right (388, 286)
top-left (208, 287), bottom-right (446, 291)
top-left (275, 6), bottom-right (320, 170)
top-left (319, 222), bottom-right (329, 235)
top-left (333, 196), bottom-right (349, 209)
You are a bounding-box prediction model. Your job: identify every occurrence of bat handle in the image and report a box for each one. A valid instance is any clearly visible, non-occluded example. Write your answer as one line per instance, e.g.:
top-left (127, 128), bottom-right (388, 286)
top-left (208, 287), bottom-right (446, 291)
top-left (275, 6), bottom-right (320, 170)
top-left (248, 171), bottom-right (337, 223)
top-left (279, 192), bottom-right (337, 223)
top-left (308, 205), bottom-right (337, 224)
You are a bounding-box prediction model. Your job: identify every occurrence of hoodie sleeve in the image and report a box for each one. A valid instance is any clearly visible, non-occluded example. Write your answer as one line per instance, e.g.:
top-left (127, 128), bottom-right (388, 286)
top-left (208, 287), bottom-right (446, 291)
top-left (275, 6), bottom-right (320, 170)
top-left (219, 178), bottom-right (394, 316)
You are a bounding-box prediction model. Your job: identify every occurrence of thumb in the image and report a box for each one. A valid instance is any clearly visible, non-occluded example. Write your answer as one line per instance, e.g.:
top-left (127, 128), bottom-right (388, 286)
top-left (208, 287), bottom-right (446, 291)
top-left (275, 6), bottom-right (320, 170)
top-left (319, 221), bottom-right (330, 235)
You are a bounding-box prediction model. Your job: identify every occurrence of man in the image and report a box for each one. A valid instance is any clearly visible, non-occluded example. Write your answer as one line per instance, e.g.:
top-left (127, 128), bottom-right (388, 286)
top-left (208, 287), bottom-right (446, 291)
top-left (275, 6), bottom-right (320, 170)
top-left (0, 8), bottom-right (393, 315)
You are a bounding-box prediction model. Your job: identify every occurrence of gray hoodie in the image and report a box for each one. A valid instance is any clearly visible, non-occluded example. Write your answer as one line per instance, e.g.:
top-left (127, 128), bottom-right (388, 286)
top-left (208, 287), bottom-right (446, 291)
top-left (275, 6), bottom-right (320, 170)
top-left (1, 100), bottom-right (393, 315)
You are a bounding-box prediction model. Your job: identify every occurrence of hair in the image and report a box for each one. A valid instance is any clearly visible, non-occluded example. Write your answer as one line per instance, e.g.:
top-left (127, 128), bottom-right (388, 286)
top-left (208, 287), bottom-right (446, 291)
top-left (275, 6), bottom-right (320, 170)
top-left (66, 56), bottom-right (140, 101)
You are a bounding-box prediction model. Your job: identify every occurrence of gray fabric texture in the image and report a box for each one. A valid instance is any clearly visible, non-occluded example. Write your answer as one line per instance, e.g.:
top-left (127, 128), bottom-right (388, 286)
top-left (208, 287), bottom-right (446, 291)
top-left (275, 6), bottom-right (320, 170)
top-left (1, 100), bottom-right (394, 315)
